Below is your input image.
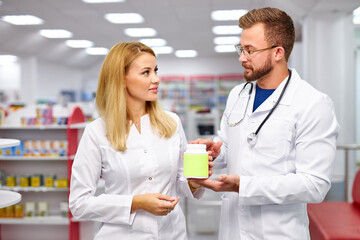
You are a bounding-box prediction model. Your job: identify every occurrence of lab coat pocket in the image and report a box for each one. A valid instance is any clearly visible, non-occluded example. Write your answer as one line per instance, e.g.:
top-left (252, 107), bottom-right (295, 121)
top-left (255, 117), bottom-right (293, 160)
top-left (218, 193), bottom-right (240, 240)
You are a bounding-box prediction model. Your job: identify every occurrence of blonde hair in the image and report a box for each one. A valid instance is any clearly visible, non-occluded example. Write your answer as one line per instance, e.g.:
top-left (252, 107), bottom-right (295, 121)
top-left (239, 7), bottom-right (295, 62)
top-left (96, 42), bottom-right (176, 151)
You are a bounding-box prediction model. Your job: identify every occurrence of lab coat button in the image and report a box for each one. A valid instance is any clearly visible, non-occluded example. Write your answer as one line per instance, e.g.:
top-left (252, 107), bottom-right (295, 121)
top-left (148, 177), bottom-right (152, 180)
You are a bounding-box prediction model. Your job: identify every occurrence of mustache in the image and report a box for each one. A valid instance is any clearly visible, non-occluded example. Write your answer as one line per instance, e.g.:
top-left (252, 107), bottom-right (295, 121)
top-left (242, 64), bottom-right (252, 69)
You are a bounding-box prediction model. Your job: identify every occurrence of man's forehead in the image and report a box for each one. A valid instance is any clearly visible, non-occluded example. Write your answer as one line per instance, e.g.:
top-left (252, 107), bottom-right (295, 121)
top-left (240, 23), bottom-right (266, 46)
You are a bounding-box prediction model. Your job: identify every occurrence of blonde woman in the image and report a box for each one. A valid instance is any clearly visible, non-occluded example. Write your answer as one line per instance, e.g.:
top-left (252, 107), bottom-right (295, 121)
top-left (69, 42), bottom-right (212, 240)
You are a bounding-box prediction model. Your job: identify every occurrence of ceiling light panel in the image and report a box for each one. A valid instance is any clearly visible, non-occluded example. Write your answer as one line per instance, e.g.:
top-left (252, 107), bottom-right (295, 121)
top-left (124, 28), bottom-right (157, 37)
top-left (214, 45), bottom-right (236, 53)
top-left (213, 36), bottom-right (240, 45)
top-left (175, 50), bottom-right (198, 58)
top-left (85, 47), bottom-right (109, 55)
top-left (66, 40), bottom-right (94, 48)
top-left (152, 46), bottom-right (173, 55)
top-left (353, 7), bottom-right (360, 24)
top-left (82, 0), bottom-right (124, 3)
top-left (39, 29), bottom-right (73, 38)
top-left (139, 38), bottom-right (166, 47)
top-left (0, 55), bottom-right (18, 65)
top-left (1, 15), bottom-right (43, 25)
top-left (212, 25), bottom-right (242, 35)
top-left (105, 13), bottom-right (144, 24)
top-left (211, 9), bottom-right (248, 21)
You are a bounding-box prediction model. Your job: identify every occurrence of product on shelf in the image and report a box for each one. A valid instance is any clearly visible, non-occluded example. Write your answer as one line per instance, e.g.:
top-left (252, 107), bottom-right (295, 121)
top-left (0, 143), bottom-right (23, 156)
top-left (0, 108), bottom-right (4, 126)
top-left (21, 117), bottom-right (36, 126)
top-left (23, 140), bottom-right (31, 156)
top-left (49, 140), bottom-right (59, 156)
top-left (31, 174), bottom-right (43, 187)
top-left (0, 201), bottom-right (67, 219)
top-left (36, 106), bottom-right (53, 125)
top-left (54, 117), bottom-right (68, 125)
top-left (19, 105), bottom-right (53, 126)
top-left (60, 202), bottom-right (68, 217)
top-left (44, 174), bottom-right (56, 187)
top-left (0, 140), bottom-right (68, 157)
top-left (0, 147), bottom-right (13, 156)
top-left (25, 202), bottom-right (36, 217)
top-left (13, 142), bottom-right (23, 156)
top-left (58, 140), bottom-right (67, 156)
top-left (0, 204), bottom-right (24, 218)
top-left (14, 204), bottom-right (24, 218)
top-left (50, 140), bottom-right (68, 157)
top-left (5, 205), bottom-right (14, 218)
top-left (38, 202), bottom-right (49, 216)
top-left (19, 175), bottom-right (30, 187)
top-left (40, 140), bottom-right (49, 156)
top-left (0, 169), bottom-right (5, 186)
top-left (0, 171), bottom-right (60, 189)
top-left (55, 178), bottom-right (68, 188)
top-left (6, 175), bottom-right (16, 187)
top-left (16, 105), bottom-right (71, 126)
top-left (31, 140), bottom-right (40, 156)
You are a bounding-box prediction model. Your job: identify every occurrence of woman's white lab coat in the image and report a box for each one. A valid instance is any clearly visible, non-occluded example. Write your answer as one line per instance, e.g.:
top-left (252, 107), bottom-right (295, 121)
top-left (215, 69), bottom-right (339, 240)
top-left (69, 112), bottom-right (204, 240)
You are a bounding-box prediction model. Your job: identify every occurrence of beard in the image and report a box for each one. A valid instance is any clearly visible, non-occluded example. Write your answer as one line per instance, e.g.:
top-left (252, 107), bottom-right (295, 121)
top-left (243, 55), bottom-right (273, 82)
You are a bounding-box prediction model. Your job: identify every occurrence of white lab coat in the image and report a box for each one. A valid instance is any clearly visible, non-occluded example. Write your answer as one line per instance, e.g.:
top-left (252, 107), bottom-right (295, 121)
top-left (69, 111), bottom-right (204, 240)
top-left (214, 69), bottom-right (339, 240)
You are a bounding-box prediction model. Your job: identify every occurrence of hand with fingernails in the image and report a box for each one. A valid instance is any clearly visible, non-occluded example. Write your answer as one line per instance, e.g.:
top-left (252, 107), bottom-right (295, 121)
top-left (131, 193), bottom-right (180, 216)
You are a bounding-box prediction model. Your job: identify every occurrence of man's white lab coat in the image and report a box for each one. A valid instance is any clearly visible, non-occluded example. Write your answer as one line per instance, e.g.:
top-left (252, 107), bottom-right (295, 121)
top-left (215, 69), bottom-right (339, 240)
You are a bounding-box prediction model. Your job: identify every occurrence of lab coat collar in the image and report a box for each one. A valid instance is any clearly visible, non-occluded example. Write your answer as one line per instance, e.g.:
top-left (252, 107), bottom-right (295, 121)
top-left (252, 68), bottom-right (299, 113)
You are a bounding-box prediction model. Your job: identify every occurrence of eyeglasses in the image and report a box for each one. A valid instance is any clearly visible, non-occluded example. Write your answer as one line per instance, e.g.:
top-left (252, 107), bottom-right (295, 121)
top-left (235, 44), bottom-right (278, 60)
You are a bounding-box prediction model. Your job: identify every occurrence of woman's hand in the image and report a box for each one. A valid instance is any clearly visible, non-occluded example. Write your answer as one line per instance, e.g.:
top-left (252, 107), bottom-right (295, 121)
top-left (131, 193), bottom-right (180, 216)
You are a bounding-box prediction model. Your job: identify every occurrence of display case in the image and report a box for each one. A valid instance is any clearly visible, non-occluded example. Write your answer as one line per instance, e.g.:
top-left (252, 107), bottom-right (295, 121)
top-left (158, 74), bottom-right (244, 141)
top-left (159, 75), bottom-right (188, 131)
top-left (0, 107), bottom-right (85, 240)
top-left (217, 74), bottom-right (245, 116)
top-left (188, 75), bottom-right (217, 112)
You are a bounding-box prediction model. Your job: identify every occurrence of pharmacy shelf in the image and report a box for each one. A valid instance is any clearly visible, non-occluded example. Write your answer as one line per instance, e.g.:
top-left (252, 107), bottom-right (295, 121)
top-left (0, 156), bottom-right (71, 161)
top-left (0, 216), bottom-right (69, 225)
top-left (0, 125), bottom-right (67, 130)
top-left (0, 123), bottom-right (86, 130)
top-left (0, 107), bottom-right (85, 240)
top-left (0, 187), bottom-right (68, 192)
top-left (71, 218), bottom-right (92, 222)
top-left (68, 122), bottom-right (87, 129)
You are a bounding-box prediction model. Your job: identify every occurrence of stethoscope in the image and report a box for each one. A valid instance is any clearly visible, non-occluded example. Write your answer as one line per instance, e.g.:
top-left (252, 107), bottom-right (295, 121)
top-left (225, 69), bottom-right (292, 146)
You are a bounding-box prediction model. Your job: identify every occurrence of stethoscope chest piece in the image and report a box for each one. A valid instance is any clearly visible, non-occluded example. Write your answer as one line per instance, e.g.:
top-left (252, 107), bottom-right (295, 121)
top-left (247, 132), bottom-right (258, 146)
